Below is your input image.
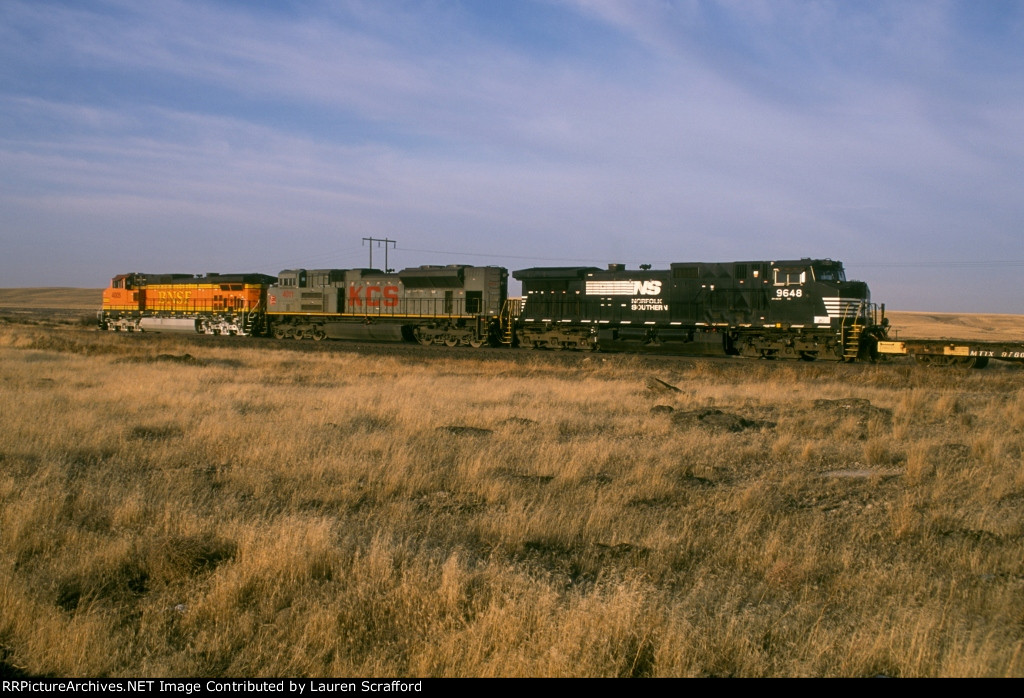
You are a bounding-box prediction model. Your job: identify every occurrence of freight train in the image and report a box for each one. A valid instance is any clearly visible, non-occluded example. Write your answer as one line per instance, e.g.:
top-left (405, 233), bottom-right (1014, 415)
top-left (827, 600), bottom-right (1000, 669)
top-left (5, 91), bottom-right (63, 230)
top-left (99, 257), bottom-right (910, 363)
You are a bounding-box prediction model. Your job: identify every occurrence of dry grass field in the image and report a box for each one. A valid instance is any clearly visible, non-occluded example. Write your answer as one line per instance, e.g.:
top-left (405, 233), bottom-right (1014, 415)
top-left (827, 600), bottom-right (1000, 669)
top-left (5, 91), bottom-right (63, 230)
top-left (885, 310), bottom-right (1024, 343)
top-left (0, 288), bottom-right (103, 311)
top-left (0, 309), bottom-right (1022, 677)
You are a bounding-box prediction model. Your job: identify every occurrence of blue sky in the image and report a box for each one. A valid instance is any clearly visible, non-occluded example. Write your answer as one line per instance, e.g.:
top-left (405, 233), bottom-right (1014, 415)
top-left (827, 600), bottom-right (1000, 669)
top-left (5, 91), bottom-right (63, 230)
top-left (1, 0), bottom-right (1022, 311)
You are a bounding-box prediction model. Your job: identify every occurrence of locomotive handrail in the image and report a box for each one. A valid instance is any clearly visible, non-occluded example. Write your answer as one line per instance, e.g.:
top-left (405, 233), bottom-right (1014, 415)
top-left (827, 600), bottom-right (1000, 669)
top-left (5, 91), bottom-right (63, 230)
top-left (499, 298), bottom-right (523, 345)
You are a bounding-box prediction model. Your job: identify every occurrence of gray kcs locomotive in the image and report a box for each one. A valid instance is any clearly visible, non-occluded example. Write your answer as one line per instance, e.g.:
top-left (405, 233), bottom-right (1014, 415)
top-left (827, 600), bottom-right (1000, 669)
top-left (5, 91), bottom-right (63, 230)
top-left (513, 258), bottom-right (886, 360)
top-left (267, 265), bottom-right (508, 346)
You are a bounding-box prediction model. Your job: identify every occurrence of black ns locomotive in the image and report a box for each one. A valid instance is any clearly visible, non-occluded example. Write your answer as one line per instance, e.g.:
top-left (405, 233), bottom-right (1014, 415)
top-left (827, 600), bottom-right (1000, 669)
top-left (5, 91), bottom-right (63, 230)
top-left (513, 258), bottom-right (887, 360)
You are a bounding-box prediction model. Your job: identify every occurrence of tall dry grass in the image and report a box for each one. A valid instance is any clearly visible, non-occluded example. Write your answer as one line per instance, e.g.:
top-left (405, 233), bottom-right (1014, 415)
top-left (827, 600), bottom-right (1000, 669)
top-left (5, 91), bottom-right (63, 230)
top-left (0, 324), bottom-right (1021, 676)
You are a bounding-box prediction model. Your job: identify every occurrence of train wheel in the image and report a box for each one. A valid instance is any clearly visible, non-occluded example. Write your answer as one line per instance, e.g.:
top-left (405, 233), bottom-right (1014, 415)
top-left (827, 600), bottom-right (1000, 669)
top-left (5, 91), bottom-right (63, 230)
top-left (444, 338), bottom-right (458, 347)
top-left (468, 339), bottom-right (483, 348)
top-left (312, 328), bottom-right (326, 341)
top-left (272, 326), bottom-right (286, 340)
top-left (417, 335), bottom-right (433, 346)
top-left (293, 329), bottom-right (305, 340)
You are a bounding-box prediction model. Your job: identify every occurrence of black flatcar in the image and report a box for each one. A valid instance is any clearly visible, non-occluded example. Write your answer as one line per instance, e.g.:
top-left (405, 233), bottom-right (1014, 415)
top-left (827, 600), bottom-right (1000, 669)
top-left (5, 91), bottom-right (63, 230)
top-left (513, 258), bottom-right (887, 360)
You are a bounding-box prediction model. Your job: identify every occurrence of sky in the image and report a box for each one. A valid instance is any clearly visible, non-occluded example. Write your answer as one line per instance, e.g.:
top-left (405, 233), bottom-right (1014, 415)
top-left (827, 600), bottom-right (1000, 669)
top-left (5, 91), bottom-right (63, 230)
top-left (1, 0), bottom-right (1022, 312)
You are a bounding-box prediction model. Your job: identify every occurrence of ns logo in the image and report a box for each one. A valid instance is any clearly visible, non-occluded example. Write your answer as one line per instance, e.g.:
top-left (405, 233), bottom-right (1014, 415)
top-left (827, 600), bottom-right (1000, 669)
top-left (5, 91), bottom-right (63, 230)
top-left (633, 280), bottom-right (662, 296)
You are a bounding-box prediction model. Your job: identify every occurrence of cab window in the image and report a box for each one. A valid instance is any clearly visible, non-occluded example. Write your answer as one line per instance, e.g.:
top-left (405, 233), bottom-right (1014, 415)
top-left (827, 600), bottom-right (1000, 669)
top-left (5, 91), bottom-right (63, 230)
top-left (773, 269), bottom-right (806, 286)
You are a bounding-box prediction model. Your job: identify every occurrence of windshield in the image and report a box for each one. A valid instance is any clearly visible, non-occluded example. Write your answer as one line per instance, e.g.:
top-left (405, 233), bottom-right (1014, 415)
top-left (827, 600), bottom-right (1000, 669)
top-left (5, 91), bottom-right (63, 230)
top-left (814, 265), bottom-right (846, 282)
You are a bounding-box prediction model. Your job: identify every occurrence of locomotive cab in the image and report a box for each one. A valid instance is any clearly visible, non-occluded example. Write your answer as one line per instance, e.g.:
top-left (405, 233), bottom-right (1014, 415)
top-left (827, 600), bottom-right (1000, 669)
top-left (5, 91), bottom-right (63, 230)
top-left (767, 259), bottom-right (872, 329)
top-left (101, 273), bottom-right (144, 319)
top-left (110, 273), bottom-right (141, 290)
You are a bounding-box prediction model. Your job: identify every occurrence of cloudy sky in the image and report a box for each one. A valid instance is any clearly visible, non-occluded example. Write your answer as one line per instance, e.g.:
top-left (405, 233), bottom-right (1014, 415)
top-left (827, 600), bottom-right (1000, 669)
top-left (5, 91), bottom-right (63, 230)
top-left (1, 0), bottom-right (1021, 311)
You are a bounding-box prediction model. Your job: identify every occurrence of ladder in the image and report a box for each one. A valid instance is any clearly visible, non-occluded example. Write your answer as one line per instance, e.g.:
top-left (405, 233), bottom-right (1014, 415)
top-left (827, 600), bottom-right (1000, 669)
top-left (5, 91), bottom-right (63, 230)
top-left (842, 324), bottom-right (863, 361)
top-left (243, 298), bottom-right (264, 336)
top-left (499, 298), bottom-right (522, 345)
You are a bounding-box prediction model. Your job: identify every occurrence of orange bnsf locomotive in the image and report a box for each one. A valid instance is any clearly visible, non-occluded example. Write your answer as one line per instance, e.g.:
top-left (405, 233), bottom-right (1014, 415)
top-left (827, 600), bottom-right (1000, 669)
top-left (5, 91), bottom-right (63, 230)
top-left (100, 272), bottom-right (277, 335)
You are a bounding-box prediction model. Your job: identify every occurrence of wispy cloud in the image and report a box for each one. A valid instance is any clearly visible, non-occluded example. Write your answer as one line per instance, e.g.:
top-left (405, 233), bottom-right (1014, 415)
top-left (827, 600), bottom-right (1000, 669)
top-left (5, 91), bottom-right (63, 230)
top-left (1, 0), bottom-right (1021, 310)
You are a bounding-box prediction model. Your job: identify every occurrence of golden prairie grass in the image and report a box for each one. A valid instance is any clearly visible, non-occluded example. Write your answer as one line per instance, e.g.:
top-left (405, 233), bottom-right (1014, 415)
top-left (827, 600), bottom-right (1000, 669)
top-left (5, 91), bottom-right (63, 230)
top-left (885, 310), bottom-right (1024, 343)
top-left (0, 324), bottom-right (1022, 677)
top-left (0, 288), bottom-right (103, 311)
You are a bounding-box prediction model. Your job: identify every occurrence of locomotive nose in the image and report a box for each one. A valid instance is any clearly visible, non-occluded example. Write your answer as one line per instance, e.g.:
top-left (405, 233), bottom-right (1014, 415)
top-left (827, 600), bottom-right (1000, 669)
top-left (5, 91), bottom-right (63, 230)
top-left (841, 280), bottom-right (870, 302)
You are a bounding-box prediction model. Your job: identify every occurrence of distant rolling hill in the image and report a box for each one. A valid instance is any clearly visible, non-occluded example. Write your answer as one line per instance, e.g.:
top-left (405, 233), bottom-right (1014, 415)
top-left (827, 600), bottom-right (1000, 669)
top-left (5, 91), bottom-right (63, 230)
top-left (885, 310), bottom-right (1024, 342)
top-left (0, 288), bottom-right (103, 310)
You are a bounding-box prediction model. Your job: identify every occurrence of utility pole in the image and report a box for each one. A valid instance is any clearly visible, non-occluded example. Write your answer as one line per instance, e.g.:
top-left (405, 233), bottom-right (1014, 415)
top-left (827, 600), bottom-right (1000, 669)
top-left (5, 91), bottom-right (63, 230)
top-left (362, 237), bottom-right (396, 271)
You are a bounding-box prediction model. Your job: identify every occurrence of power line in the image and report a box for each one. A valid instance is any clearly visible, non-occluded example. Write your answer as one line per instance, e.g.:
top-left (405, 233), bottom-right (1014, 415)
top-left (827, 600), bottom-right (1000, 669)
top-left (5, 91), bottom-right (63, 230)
top-left (399, 246), bottom-right (651, 265)
top-left (849, 260), bottom-right (1024, 269)
top-left (232, 242), bottom-right (1024, 274)
top-left (363, 237), bottom-right (397, 271)
top-left (400, 247), bottom-right (1024, 271)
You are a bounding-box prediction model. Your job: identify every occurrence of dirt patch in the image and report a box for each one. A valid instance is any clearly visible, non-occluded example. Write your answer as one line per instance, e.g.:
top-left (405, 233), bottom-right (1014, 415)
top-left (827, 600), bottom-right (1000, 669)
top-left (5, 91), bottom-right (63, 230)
top-left (148, 534), bottom-right (237, 581)
top-left (154, 353), bottom-right (205, 365)
top-left (821, 469), bottom-right (900, 480)
top-left (628, 495), bottom-right (679, 508)
top-left (813, 398), bottom-right (893, 437)
top-left (671, 408), bottom-right (774, 432)
top-left (498, 417), bottom-right (537, 427)
top-left (492, 467), bottom-right (555, 485)
top-left (55, 559), bottom-right (149, 612)
top-left (436, 425), bottom-right (493, 437)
